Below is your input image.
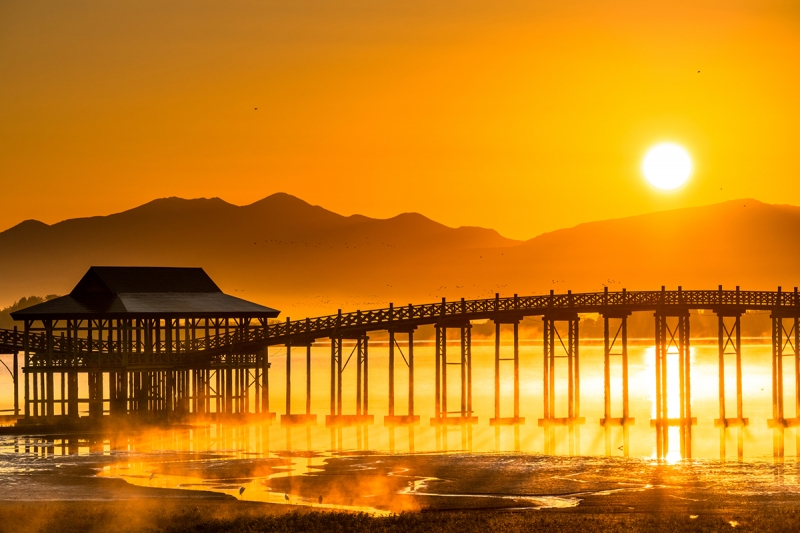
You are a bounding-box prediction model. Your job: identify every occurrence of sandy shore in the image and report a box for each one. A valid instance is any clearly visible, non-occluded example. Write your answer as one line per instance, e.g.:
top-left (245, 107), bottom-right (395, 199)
top-left (2, 496), bottom-right (800, 533)
top-left (4, 439), bottom-right (800, 532)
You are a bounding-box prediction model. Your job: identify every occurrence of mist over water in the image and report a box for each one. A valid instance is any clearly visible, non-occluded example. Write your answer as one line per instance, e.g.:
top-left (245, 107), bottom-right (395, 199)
top-left (1, 341), bottom-right (799, 512)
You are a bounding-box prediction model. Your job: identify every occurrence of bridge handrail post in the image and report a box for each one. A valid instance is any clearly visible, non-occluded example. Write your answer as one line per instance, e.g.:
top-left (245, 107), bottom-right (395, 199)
top-left (441, 297), bottom-right (446, 319)
top-left (678, 285), bottom-right (683, 305)
top-left (568, 290), bottom-right (572, 308)
top-left (514, 293), bottom-right (519, 310)
top-left (408, 303), bottom-right (413, 320)
top-left (736, 286), bottom-right (740, 306)
top-left (495, 293), bottom-right (499, 313)
top-left (603, 286), bottom-right (608, 305)
top-left (461, 297), bottom-right (466, 314)
top-left (389, 303), bottom-right (394, 323)
top-left (622, 287), bottom-right (627, 304)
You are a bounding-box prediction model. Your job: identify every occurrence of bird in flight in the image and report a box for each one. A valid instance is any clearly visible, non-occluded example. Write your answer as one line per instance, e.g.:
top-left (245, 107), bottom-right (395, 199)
top-left (239, 487), bottom-right (246, 497)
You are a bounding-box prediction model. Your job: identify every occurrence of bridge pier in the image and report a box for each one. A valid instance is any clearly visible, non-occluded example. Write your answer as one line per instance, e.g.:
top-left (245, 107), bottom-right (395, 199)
top-left (539, 302), bottom-right (584, 455)
top-left (767, 293), bottom-right (800, 432)
top-left (714, 290), bottom-right (748, 460)
top-left (281, 337), bottom-right (317, 426)
top-left (385, 323), bottom-right (419, 427)
top-left (0, 328), bottom-right (22, 420)
top-left (600, 307), bottom-right (634, 457)
top-left (490, 296), bottom-right (524, 428)
top-left (327, 332), bottom-right (373, 427)
top-left (652, 292), bottom-right (695, 459)
top-left (431, 312), bottom-right (477, 426)
top-left (261, 347), bottom-right (276, 422)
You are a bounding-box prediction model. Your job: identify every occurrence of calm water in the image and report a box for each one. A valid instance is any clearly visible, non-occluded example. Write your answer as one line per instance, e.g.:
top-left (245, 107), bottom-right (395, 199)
top-left (1, 341), bottom-right (799, 512)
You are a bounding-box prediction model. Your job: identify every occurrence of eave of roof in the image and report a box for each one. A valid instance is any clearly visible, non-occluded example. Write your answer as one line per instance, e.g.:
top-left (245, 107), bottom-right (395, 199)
top-left (11, 293), bottom-right (280, 320)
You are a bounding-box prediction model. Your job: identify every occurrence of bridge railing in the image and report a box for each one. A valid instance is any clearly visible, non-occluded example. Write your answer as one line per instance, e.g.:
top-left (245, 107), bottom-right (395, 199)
top-left (3, 289), bottom-right (800, 359)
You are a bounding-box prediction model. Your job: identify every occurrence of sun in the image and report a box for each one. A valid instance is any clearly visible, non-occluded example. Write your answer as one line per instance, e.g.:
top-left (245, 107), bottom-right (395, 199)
top-left (642, 143), bottom-right (692, 190)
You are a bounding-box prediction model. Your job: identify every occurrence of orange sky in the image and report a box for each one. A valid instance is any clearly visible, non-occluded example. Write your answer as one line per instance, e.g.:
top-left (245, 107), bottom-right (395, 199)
top-left (1, 1), bottom-right (799, 240)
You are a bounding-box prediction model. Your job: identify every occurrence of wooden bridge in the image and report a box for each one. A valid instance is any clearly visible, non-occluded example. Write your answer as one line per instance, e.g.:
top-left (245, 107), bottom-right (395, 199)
top-left (2, 282), bottom-right (800, 459)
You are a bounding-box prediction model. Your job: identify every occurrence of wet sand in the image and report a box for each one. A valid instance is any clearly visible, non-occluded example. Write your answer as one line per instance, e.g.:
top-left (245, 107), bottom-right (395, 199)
top-left (5, 438), bottom-right (800, 532)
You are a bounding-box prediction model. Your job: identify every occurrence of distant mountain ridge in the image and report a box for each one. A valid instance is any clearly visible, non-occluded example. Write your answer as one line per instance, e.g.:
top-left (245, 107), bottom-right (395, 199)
top-left (1, 194), bottom-right (798, 318)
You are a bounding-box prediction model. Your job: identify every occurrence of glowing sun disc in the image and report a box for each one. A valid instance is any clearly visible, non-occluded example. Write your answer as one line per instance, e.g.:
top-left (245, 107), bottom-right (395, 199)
top-left (642, 143), bottom-right (692, 190)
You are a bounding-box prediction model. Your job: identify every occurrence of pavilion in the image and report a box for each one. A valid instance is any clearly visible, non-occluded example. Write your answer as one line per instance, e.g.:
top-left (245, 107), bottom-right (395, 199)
top-left (11, 266), bottom-right (279, 423)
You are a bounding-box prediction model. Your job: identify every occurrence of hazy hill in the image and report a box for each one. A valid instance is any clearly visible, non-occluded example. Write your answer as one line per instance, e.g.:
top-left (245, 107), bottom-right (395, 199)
top-left (0, 194), bottom-right (797, 319)
top-left (501, 199), bottom-right (800, 294)
top-left (0, 193), bottom-right (518, 317)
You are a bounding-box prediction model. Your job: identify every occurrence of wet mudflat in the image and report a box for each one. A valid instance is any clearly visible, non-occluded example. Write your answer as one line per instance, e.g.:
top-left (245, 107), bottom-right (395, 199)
top-left (4, 433), bottom-right (800, 532)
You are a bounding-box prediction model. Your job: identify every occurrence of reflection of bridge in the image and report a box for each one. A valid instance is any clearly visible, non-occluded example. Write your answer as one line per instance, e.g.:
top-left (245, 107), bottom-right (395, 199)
top-left (2, 282), bottom-right (800, 459)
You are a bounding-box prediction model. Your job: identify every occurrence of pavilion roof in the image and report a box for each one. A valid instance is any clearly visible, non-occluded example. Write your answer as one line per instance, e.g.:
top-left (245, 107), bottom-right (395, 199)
top-left (11, 267), bottom-right (280, 320)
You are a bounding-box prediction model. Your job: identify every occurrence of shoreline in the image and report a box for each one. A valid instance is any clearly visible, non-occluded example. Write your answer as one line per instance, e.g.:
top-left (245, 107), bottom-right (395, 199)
top-left (2, 496), bottom-right (800, 533)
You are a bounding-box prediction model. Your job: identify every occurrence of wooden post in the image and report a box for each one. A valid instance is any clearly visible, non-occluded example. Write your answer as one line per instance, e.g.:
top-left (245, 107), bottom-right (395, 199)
top-left (225, 362), bottom-right (233, 415)
top-left (306, 343), bottom-right (312, 416)
top-left (603, 317), bottom-right (611, 423)
top-left (795, 316), bottom-right (800, 422)
top-left (285, 342), bottom-right (292, 416)
top-left (466, 324), bottom-right (472, 418)
top-left (330, 338), bottom-right (336, 417)
top-left (513, 321), bottom-right (519, 420)
top-left (678, 316), bottom-right (686, 458)
top-left (388, 330), bottom-right (395, 417)
top-left (602, 316), bottom-right (611, 454)
top-left (654, 314), bottom-right (663, 459)
top-left (679, 311), bottom-right (692, 459)
top-left (718, 313), bottom-right (726, 422)
top-left (23, 322), bottom-right (29, 418)
top-left (13, 342), bottom-right (19, 416)
top-left (363, 336), bottom-right (369, 416)
top-left (435, 325), bottom-right (442, 420)
top-left (542, 316), bottom-right (549, 423)
top-left (356, 337), bottom-right (362, 416)
top-left (45, 321), bottom-right (54, 418)
top-left (460, 325), bottom-right (467, 417)
top-left (336, 338), bottom-right (343, 416)
top-left (408, 330), bottom-right (415, 417)
top-left (494, 321), bottom-right (500, 420)
top-left (772, 315), bottom-right (782, 423)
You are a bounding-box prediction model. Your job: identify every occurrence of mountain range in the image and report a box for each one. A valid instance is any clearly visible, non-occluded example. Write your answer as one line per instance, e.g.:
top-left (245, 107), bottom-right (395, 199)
top-left (1, 194), bottom-right (798, 319)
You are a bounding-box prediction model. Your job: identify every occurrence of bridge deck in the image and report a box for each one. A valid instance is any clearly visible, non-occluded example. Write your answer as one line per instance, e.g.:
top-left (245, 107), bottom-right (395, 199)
top-left (1, 288), bottom-right (797, 361)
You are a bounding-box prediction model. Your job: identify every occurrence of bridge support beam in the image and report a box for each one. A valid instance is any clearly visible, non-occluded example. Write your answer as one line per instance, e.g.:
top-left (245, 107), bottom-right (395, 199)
top-left (327, 334), bottom-right (373, 427)
top-left (600, 309), bottom-right (634, 457)
top-left (281, 339), bottom-right (316, 426)
top-left (385, 324), bottom-right (419, 427)
top-left (13, 348), bottom-right (19, 417)
top-left (714, 299), bottom-right (748, 461)
top-left (652, 297), bottom-right (695, 460)
top-left (539, 306), bottom-right (584, 455)
top-left (490, 305), bottom-right (524, 428)
top-left (768, 307), bottom-right (800, 432)
top-left (431, 317), bottom-right (477, 426)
